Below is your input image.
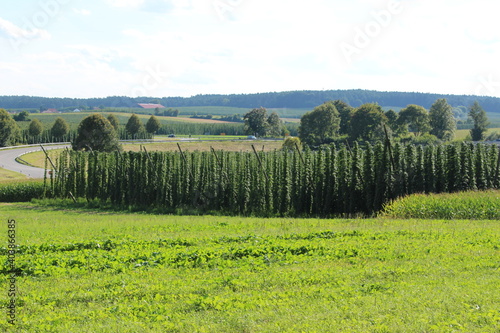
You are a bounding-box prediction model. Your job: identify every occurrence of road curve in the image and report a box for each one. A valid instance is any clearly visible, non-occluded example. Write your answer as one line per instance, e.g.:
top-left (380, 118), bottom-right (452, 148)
top-left (0, 144), bottom-right (70, 179)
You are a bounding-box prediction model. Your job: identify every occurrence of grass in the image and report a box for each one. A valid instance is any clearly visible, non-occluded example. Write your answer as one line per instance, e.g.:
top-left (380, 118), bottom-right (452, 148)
top-left (455, 127), bottom-right (500, 141)
top-left (19, 140), bottom-right (285, 168)
top-left (17, 112), bottom-right (237, 131)
top-left (0, 168), bottom-right (28, 184)
top-left (0, 202), bottom-right (499, 332)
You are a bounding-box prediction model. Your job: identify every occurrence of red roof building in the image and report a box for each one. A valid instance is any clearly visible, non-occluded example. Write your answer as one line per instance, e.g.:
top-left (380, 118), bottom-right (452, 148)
top-left (138, 103), bottom-right (165, 109)
top-left (42, 108), bottom-right (58, 113)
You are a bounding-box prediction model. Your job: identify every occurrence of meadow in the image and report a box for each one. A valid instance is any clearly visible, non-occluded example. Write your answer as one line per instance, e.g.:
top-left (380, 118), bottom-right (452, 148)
top-left (0, 202), bottom-right (499, 332)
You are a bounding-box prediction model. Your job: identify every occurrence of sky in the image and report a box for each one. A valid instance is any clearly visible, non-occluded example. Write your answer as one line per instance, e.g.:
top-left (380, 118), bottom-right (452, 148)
top-left (0, 0), bottom-right (499, 99)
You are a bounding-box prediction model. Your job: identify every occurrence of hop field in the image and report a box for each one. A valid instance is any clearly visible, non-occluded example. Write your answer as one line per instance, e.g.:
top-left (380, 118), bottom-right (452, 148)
top-left (0, 203), bottom-right (499, 332)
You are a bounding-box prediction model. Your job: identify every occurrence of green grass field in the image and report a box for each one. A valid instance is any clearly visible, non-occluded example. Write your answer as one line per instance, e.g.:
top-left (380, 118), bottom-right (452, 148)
top-left (454, 128), bottom-right (500, 140)
top-left (16, 112), bottom-right (236, 131)
top-left (0, 169), bottom-right (28, 184)
top-left (0, 202), bottom-right (499, 332)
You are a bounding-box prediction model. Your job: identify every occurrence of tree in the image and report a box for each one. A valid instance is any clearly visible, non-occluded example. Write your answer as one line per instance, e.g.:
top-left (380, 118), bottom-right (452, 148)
top-left (146, 115), bottom-right (161, 134)
top-left (267, 112), bottom-right (283, 137)
top-left (28, 118), bottom-right (43, 137)
top-left (429, 98), bottom-right (456, 141)
top-left (72, 113), bottom-right (121, 152)
top-left (469, 101), bottom-right (489, 141)
top-left (397, 104), bottom-right (431, 137)
top-left (299, 101), bottom-right (340, 146)
top-left (244, 107), bottom-right (269, 137)
top-left (333, 100), bottom-right (354, 135)
top-left (384, 109), bottom-right (404, 136)
top-left (51, 117), bottom-right (69, 138)
top-left (107, 114), bottom-right (119, 131)
top-left (0, 109), bottom-right (21, 147)
top-left (125, 114), bottom-right (144, 137)
top-left (349, 103), bottom-right (387, 141)
top-left (13, 111), bottom-right (30, 121)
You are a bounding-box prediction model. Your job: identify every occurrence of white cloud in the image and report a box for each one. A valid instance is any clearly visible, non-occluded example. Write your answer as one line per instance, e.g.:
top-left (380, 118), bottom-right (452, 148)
top-left (106, 0), bottom-right (145, 8)
top-left (73, 9), bottom-right (91, 16)
top-left (0, 17), bottom-right (50, 40)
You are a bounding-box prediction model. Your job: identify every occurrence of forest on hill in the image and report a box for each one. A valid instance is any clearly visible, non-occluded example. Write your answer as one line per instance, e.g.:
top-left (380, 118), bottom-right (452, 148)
top-left (2, 90), bottom-right (500, 114)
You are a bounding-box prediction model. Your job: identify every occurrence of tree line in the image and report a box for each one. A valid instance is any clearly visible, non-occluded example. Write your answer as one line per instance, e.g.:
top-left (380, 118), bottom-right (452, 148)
top-left (297, 99), bottom-right (490, 147)
top-left (2, 90), bottom-right (500, 113)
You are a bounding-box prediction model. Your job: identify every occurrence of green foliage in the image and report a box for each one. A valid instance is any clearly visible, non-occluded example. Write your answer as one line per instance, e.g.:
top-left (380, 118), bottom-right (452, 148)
top-left (398, 104), bottom-right (431, 137)
top-left (1, 203), bottom-right (500, 331)
top-left (107, 113), bottom-right (119, 130)
top-left (0, 108), bottom-right (21, 146)
top-left (469, 101), bottom-right (490, 141)
top-left (125, 114), bottom-right (144, 137)
top-left (28, 118), bottom-right (44, 137)
top-left (13, 110), bottom-right (30, 121)
top-left (334, 100), bottom-right (354, 135)
top-left (243, 107), bottom-right (269, 137)
top-left (381, 190), bottom-right (500, 219)
top-left (349, 103), bottom-right (387, 141)
top-left (429, 98), bottom-right (456, 140)
top-left (51, 117), bottom-right (70, 138)
top-left (0, 180), bottom-right (49, 202)
top-left (52, 143), bottom-right (500, 217)
top-left (267, 111), bottom-right (283, 137)
top-left (299, 101), bottom-right (340, 146)
top-left (145, 115), bottom-right (161, 134)
top-left (72, 113), bottom-right (121, 152)
top-left (282, 137), bottom-right (301, 152)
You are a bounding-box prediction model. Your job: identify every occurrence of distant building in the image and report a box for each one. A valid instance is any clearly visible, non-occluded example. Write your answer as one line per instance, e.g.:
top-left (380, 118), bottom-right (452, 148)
top-left (73, 109), bottom-right (81, 112)
top-left (42, 108), bottom-right (58, 113)
top-left (138, 103), bottom-right (165, 109)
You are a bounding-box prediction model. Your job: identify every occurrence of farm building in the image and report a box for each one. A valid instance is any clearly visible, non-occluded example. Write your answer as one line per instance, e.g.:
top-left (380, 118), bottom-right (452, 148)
top-left (41, 108), bottom-right (59, 113)
top-left (138, 103), bottom-right (165, 109)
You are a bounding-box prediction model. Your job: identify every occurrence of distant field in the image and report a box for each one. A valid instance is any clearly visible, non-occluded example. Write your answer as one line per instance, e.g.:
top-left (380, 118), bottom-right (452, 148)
top-left (455, 127), bottom-right (500, 140)
top-left (17, 112), bottom-right (234, 130)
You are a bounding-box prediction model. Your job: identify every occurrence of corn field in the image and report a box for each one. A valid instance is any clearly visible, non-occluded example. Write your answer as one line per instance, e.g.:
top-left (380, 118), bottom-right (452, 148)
top-left (49, 142), bottom-right (500, 216)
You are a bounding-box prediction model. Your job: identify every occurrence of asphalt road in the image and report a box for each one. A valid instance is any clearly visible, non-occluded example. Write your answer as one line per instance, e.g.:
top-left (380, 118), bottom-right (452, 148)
top-left (0, 144), bottom-right (70, 179)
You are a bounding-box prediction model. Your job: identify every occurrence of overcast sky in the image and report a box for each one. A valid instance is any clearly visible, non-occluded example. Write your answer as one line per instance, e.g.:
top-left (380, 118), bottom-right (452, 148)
top-left (0, 0), bottom-right (498, 99)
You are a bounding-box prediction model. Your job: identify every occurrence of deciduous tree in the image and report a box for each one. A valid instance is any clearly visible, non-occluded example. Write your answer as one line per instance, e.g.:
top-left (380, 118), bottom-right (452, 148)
top-left (469, 101), bottom-right (489, 141)
top-left (146, 115), bottom-right (161, 134)
top-left (28, 118), bottom-right (43, 137)
top-left (299, 101), bottom-right (340, 146)
top-left (244, 107), bottom-right (269, 137)
top-left (333, 100), bottom-right (354, 135)
top-left (349, 103), bottom-right (387, 141)
top-left (429, 99), bottom-right (456, 141)
top-left (0, 108), bottom-right (21, 147)
top-left (107, 114), bottom-right (119, 131)
top-left (125, 114), bottom-right (144, 137)
top-left (73, 113), bottom-right (121, 152)
top-left (267, 112), bottom-right (283, 137)
top-left (397, 104), bottom-right (430, 137)
top-left (51, 117), bottom-right (69, 138)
